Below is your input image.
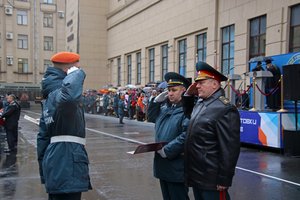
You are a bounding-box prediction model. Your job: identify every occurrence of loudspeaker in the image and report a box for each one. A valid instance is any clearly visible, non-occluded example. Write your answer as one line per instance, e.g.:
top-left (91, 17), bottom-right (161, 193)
top-left (284, 130), bottom-right (300, 156)
top-left (283, 64), bottom-right (300, 101)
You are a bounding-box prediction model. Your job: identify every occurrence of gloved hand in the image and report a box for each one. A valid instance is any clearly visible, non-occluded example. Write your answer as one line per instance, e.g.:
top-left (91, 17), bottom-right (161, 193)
top-left (154, 91), bottom-right (168, 103)
top-left (157, 148), bottom-right (167, 158)
top-left (67, 66), bottom-right (79, 74)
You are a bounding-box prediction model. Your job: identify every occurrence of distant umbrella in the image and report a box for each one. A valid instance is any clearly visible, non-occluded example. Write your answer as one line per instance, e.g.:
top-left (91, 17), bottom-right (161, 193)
top-left (108, 87), bottom-right (117, 92)
top-left (125, 84), bottom-right (137, 89)
top-left (248, 56), bottom-right (265, 63)
top-left (157, 81), bottom-right (167, 89)
top-left (142, 87), bottom-right (152, 93)
top-left (98, 89), bottom-right (108, 94)
top-left (263, 56), bottom-right (274, 62)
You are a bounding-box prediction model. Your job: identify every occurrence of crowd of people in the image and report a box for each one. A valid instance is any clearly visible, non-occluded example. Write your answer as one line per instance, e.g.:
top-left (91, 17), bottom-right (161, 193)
top-left (81, 87), bottom-right (165, 123)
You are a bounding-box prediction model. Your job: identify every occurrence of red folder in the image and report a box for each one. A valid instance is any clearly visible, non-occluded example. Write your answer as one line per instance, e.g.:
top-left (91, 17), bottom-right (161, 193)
top-left (128, 142), bottom-right (167, 154)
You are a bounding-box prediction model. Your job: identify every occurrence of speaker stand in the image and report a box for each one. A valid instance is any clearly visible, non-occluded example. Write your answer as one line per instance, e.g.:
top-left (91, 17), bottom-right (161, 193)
top-left (295, 100), bottom-right (298, 131)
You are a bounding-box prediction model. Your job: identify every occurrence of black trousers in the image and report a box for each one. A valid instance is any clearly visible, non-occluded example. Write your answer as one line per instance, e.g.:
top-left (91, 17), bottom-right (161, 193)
top-left (159, 179), bottom-right (190, 200)
top-left (48, 192), bottom-right (82, 200)
top-left (192, 187), bottom-right (230, 200)
top-left (5, 126), bottom-right (18, 151)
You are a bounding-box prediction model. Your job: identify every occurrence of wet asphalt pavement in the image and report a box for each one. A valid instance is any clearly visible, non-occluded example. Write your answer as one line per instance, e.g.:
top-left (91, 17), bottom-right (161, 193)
top-left (0, 103), bottom-right (300, 200)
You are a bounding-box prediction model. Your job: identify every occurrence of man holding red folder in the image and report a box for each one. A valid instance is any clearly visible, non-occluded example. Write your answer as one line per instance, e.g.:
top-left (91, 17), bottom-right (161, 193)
top-left (148, 72), bottom-right (191, 200)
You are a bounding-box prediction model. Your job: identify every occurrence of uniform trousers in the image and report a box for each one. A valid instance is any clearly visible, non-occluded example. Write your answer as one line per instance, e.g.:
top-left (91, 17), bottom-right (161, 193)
top-left (48, 192), bottom-right (81, 200)
top-left (192, 187), bottom-right (230, 200)
top-left (5, 125), bottom-right (18, 151)
top-left (159, 179), bottom-right (190, 200)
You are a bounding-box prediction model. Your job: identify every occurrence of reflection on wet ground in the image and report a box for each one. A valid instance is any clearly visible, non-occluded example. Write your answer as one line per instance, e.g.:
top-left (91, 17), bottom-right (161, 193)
top-left (0, 104), bottom-right (299, 199)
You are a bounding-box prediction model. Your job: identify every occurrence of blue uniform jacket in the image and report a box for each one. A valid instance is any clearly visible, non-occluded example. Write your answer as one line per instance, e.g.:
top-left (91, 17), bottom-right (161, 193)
top-left (148, 99), bottom-right (189, 182)
top-left (37, 67), bottom-right (92, 194)
top-left (118, 99), bottom-right (125, 116)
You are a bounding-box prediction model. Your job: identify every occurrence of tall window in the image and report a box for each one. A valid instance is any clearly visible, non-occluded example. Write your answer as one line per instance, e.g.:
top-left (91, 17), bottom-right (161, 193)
top-left (18, 34), bottom-right (28, 49)
top-left (178, 39), bottom-right (186, 76)
top-left (44, 60), bottom-right (52, 72)
top-left (18, 58), bottom-right (29, 73)
top-left (290, 4), bottom-right (300, 52)
top-left (117, 58), bottom-right (121, 86)
top-left (17, 10), bottom-right (28, 25)
top-left (127, 55), bottom-right (132, 84)
top-left (43, 0), bottom-right (53, 4)
top-left (196, 33), bottom-right (207, 62)
top-left (249, 15), bottom-right (266, 59)
top-left (43, 13), bottom-right (53, 28)
top-left (161, 44), bottom-right (168, 80)
top-left (44, 36), bottom-right (53, 51)
top-left (136, 52), bottom-right (141, 85)
top-left (221, 25), bottom-right (235, 75)
top-left (149, 48), bottom-right (155, 82)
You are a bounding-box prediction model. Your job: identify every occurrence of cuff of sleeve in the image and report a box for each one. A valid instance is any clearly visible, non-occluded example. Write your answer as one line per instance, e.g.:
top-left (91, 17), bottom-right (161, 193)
top-left (217, 175), bottom-right (232, 187)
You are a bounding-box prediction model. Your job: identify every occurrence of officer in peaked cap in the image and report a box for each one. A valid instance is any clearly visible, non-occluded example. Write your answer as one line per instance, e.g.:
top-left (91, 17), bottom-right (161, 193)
top-left (165, 72), bottom-right (191, 89)
top-left (147, 71), bottom-right (191, 200)
top-left (183, 61), bottom-right (240, 200)
top-left (195, 61), bottom-right (228, 82)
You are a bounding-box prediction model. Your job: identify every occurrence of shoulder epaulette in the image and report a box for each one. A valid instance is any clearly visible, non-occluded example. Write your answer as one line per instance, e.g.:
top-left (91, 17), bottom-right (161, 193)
top-left (219, 96), bottom-right (230, 105)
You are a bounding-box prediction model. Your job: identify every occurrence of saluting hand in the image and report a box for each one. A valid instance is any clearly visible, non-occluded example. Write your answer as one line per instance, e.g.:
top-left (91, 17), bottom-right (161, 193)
top-left (185, 82), bottom-right (198, 96)
top-left (154, 91), bottom-right (168, 103)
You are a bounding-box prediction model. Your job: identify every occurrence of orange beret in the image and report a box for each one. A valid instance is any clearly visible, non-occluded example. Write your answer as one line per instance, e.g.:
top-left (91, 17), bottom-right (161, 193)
top-left (51, 52), bottom-right (80, 63)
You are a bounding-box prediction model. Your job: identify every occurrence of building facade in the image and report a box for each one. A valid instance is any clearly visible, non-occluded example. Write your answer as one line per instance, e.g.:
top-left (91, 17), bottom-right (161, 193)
top-left (0, 0), bottom-right (66, 91)
top-left (107, 0), bottom-right (300, 88)
top-left (65, 0), bottom-right (108, 90)
top-left (1, 0), bottom-right (300, 91)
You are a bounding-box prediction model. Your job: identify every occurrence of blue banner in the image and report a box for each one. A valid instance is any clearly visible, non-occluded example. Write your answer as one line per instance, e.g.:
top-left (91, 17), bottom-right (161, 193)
top-left (240, 111), bottom-right (261, 145)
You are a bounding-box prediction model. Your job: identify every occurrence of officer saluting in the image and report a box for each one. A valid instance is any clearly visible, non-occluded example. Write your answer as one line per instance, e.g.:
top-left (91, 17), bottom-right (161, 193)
top-left (183, 62), bottom-right (240, 200)
top-left (37, 52), bottom-right (92, 200)
top-left (148, 72), bottom-right (191, 200)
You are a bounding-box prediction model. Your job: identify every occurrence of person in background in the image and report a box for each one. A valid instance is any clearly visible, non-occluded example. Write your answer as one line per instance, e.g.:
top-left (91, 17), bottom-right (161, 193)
top-left (183, 61), bottom-right (240, 200)
top-left (0, 94), bottom-right (21, 153)
top-left (102, 92), bottom-right (110, 116)
top-left (148, 72), bottom-right (191, 200)
top-left (136, 93), bottom-right (145, 121)
top-left (265, 58), bottom-right (281, 110)
top-left (37, 52), bottom-right (92, 200)
top-left (113, 92), bottom-right (119, 118)
top-left (118, 94), bottom-right (125, 124)
top-left (148, 90), bottom-right (158, 103)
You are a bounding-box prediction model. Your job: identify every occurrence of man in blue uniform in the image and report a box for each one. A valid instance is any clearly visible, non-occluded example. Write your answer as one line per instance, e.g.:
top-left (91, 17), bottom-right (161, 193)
top-left (148, 72), bottom-right (191, 200)
top-left (183, 62), bottom-right (240, 200)
top-left (37, 52), bottom-right (92, 200)
top-left (0, 94), bottom-right (21, 153)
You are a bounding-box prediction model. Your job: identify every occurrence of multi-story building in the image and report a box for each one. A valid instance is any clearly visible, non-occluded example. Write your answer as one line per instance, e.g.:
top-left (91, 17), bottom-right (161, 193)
top-left (107, 0), bottom-right (300, 88)
top-left (1, 0), bottom-right (300, 92)
top-left (0, 0), bottom-right (65, 97)
top-left (65, 0), bottom-right (108, 90)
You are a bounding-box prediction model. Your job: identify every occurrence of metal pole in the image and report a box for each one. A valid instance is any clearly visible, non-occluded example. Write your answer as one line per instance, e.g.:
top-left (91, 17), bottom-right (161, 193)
top-left (277, 75), bottom-right (287, 112)
top-left (249, 77), bottom-right (256, 111)
top-left (227, 79), bottom-right (230, 100)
